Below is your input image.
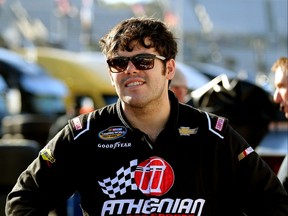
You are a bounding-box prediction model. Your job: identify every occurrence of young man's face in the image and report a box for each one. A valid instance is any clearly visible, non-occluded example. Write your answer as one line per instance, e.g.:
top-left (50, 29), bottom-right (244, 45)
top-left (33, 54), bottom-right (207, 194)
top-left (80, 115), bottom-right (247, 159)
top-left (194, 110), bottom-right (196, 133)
top-left (108, 41), bottom-right (175, 109)
top-left (273, 66), bottom-right (288, 119)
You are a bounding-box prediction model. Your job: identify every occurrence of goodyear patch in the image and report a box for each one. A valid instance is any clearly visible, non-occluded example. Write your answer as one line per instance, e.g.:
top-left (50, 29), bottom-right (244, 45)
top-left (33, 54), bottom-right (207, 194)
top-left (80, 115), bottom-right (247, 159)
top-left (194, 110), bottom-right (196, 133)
top-left (40, 148), bottom-right (56, 163)
top-left (99, 126), bottom-right (127, 140)
top-left (179, 126), bottom-right (198, 136)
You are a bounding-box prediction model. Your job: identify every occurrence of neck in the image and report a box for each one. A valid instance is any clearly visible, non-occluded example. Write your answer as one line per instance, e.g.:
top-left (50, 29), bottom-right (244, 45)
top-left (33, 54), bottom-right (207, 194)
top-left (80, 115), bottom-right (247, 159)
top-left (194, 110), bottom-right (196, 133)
top-left (122, 96), bottom-right (171, 142)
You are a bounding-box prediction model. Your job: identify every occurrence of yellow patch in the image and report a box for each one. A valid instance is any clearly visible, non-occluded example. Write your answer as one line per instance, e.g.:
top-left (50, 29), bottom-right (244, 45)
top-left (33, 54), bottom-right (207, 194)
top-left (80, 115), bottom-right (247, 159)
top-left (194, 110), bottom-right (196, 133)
top-left (40, 148), bottom-right (56, 163)
top-left (179, 127), bottom-right (198, 136)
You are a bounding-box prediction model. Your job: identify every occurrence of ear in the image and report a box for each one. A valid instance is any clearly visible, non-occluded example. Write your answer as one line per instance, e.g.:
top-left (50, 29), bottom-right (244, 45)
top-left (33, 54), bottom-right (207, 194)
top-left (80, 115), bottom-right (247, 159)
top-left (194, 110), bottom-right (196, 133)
top-left (166, 59), bottom-right (176, 81)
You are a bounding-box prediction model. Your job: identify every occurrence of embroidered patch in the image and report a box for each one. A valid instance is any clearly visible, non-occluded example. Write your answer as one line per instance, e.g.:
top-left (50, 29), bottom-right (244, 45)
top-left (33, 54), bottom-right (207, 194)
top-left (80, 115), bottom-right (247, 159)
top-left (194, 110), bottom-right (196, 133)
top-left (238, 147), bottom-right (254, 161)
top-left (99, 126), bottom-right (127, 140)
top-left (215, 117), bottom-right (225, 131)
top-left (72, 117), bottom-right (82, 130)
top-left (179, 127), bottom-right (198, 136)
top-left (40, 148), bottom-right (56, 163)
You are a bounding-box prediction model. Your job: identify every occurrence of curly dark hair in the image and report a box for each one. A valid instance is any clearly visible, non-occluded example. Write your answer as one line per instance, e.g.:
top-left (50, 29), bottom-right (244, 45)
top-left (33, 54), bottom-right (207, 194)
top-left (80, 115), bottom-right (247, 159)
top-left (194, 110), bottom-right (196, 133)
top-left (99, 17), bottom-right (178, 60)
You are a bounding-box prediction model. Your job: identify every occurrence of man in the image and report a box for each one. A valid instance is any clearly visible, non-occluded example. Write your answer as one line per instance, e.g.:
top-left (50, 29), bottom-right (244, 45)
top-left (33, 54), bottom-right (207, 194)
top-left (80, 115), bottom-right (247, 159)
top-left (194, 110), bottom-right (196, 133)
top-left (6, 17), bottom-right (288, 216)
top-left (271, 57), bottom-right (288, 192)
top-left (272, 57), bottom-right (288, 119)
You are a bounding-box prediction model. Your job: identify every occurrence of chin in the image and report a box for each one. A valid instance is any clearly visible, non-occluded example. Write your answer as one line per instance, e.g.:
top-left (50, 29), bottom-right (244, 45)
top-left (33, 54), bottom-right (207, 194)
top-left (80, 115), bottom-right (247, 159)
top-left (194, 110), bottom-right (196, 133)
top-left (122, 96), bottom-right (145, 107)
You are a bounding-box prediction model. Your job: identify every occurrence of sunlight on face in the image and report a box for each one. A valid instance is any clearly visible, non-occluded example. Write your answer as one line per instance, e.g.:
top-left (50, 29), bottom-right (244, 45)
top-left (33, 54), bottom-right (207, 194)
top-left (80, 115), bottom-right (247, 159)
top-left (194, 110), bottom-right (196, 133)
top-left (273, 66), bottom-right (288, 119)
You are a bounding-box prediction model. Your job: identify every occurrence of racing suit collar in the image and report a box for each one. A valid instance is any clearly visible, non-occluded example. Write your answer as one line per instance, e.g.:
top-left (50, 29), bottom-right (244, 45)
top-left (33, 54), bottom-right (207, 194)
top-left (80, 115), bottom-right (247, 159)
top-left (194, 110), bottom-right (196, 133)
top-left (115, 90), bottom-right (180, 137)
top-left (116, 100), bottom-right (131, 130)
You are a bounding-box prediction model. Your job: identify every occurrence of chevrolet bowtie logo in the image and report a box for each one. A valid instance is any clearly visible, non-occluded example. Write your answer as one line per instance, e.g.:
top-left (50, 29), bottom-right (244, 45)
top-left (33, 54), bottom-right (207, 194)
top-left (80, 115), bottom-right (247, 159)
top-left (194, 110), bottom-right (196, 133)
top-left (178, 127), bottom-right (198, 136)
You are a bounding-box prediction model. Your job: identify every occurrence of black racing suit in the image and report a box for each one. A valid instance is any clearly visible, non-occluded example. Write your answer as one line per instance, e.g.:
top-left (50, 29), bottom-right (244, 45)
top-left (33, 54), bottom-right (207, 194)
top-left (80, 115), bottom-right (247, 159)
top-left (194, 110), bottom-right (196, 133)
top-left (6, 92), bottom-right (288, 216)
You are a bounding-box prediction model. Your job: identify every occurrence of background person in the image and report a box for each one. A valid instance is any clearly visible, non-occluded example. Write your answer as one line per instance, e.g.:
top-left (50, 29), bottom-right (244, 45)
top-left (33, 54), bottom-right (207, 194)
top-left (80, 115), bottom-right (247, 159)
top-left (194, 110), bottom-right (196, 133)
top-left (169, 68), bottom-right (190, 103)
top-left (271, 56), bottom-right (288, 192)
top-left (272, 57), bottom-right (288, 119)
top-left (5, 17), bottom-right (288, 216)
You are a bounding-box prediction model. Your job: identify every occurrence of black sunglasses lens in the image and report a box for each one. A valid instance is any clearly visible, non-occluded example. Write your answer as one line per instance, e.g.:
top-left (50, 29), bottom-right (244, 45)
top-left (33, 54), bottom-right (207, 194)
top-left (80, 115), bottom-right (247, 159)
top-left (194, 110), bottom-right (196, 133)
top-left (108, 57), bottom-right (129, 72)
top-left (107, 54), bottom-right (156, 72)
top-left (132, 55), bottom-right (154, 70)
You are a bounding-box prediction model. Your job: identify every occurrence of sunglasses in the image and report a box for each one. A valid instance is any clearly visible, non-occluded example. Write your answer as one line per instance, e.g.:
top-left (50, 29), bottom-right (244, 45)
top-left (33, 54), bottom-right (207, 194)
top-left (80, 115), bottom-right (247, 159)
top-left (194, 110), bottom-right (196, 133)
top-left (107, 53), bottom-right (166, 73)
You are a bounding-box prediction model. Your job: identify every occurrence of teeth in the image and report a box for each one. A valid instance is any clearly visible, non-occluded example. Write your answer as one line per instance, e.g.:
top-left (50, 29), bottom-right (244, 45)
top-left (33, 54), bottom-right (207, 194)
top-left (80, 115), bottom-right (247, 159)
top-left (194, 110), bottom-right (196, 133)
top-left (127, 82), bottom-right (143, 87)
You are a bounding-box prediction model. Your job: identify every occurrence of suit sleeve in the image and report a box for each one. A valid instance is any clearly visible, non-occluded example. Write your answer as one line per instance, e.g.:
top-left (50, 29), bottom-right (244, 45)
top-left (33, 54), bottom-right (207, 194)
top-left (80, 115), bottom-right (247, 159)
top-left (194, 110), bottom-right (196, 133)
top-left (225, 126), bottom-right (288, 215)
top-left (5, 126), bottom-right (77, 216)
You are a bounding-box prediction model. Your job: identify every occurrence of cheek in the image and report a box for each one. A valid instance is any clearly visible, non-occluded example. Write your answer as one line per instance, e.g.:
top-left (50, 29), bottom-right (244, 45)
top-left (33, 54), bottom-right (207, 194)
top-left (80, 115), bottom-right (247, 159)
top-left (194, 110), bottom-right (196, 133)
top-left (109, 73), bottom-right (116, 86)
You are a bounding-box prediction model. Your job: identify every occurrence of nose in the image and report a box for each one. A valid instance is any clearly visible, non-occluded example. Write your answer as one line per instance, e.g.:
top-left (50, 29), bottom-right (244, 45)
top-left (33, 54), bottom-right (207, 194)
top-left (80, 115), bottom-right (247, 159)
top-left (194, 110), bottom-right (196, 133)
top-left (125, 61), bottom-right (139, 74)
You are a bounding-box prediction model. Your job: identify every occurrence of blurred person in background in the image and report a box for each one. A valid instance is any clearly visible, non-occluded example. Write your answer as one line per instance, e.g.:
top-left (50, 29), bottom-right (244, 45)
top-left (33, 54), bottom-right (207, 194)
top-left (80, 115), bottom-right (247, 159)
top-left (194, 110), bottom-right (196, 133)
top-left (271, 57), bottom-right (288, 192)
top-left (272, 57), bottom-right (288, 119)
top-left (5, 17), bottom-right (288, 216)
top-left (169, 68), bottom-right (190, 103)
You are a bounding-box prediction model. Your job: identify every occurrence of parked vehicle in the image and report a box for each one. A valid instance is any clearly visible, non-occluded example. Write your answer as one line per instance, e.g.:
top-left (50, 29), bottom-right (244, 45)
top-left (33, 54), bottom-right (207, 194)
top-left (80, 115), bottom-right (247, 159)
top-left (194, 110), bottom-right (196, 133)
top-left (17, 47), bottom-right (118, 110)
top-left (0, 48), bottom-right (68, 146)
top-left (190, 73), bottom-right (286, 174)
top-left (175, 62), bottom-right (210, 91)
top-left (0, 75), bottom-right (8, 136)
top-left (255, 123), bottom-right (288, 174)
top-left (190, 74), bottom-right (278, 149)
top-left (190, 61), bottom-right (255, 82)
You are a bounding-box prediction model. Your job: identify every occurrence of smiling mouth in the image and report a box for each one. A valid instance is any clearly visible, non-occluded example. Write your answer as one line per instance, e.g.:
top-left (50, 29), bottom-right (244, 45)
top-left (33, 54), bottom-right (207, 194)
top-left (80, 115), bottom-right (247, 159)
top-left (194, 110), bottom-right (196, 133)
top-left (126, 81), bottom-right (144, 87)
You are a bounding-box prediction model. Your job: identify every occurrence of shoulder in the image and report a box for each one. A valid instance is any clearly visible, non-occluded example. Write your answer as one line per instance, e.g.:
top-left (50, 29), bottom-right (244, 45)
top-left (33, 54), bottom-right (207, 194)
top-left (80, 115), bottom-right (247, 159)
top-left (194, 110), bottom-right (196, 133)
top-left (67, 103), bottom-right (117, 140)
top-left (179, 103), bottom-right (229, 139)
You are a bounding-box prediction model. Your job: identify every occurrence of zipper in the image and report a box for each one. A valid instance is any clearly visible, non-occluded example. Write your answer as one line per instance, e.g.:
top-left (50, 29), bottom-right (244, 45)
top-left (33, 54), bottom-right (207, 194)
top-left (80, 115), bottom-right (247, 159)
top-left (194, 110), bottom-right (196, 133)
top-left (142, 135), bottom-right (153, 150)
top-left (117, 102), bottom-right (153, 150)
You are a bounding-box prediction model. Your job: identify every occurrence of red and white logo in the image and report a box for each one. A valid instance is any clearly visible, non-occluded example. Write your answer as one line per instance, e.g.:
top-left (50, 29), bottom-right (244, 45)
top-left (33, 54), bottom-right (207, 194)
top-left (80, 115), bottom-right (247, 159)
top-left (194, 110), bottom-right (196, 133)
top-left (134, 156), bottom-right (174, 196)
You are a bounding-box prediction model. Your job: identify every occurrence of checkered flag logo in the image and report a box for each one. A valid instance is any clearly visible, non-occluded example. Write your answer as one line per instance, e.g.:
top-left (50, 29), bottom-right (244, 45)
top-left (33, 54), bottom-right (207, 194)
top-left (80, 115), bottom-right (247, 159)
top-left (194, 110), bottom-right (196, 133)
top-left (98, 159), bottom-right (138, 198)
